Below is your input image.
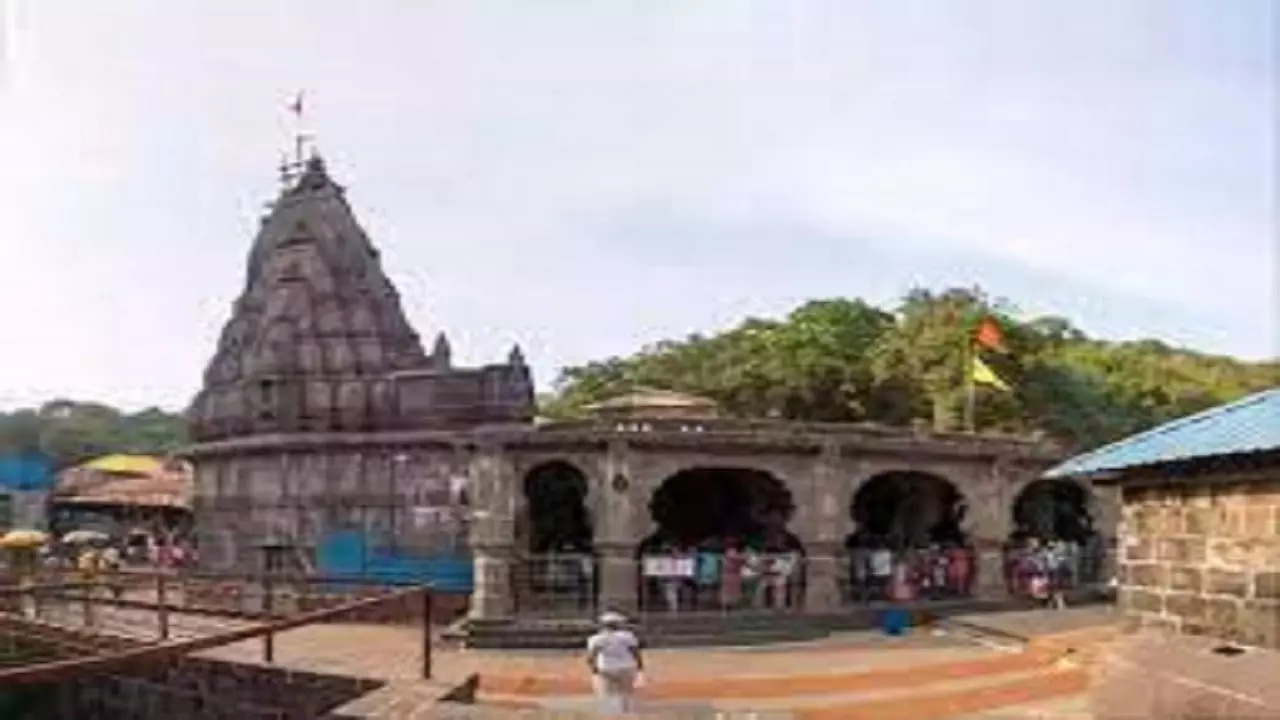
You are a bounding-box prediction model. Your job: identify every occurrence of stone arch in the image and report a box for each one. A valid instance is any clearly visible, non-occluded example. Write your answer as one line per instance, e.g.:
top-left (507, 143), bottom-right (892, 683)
top-left (638, 466), bottom-right (807, 613)
top-left (848, 470), bottom-right (969, 549)
top-left (640, 466), bottom-right (804, 553)
top-left (520, 460), bottom-right (594, 553)
top-left (1009, 478), bottom-right (1096, 543)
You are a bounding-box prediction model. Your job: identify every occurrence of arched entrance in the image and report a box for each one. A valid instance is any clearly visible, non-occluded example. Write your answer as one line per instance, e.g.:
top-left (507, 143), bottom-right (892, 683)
top-left (1008, 478), bottom-right (1103, 586)
top-left (846, 471), bottom-right (972, 602)
top-left (640, 467), bottom-right (805, 613)
top-left (516, 461), bottom-right (596, 615)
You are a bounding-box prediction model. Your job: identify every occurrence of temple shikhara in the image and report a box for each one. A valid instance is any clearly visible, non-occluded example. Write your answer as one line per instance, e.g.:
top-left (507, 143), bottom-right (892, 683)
top-left (185, 149), bottom-right (1119, 643)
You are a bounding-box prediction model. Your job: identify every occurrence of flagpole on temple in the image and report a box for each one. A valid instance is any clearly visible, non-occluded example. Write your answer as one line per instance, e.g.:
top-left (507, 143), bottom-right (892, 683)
top-left (963, 339), bottom-right (977, 433)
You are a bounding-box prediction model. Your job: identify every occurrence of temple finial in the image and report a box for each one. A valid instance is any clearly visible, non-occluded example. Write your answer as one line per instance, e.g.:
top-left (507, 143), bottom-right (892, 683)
top-left (279, 90), bottom-right (315, 186)
top-left (432, 332), bottom-right (452, 368)
top-left (507, 344), bottom-right (526, 367)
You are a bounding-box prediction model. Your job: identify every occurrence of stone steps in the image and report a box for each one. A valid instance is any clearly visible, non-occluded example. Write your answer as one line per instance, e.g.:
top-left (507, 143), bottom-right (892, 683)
top-left (444, 640), bottom-right (1090, 719)
top-left (460, 592), bottom-right (1112, 650)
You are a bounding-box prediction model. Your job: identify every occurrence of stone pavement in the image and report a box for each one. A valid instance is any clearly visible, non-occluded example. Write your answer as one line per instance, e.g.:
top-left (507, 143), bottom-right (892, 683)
top-left (946, 606), bottom-right (1118, 643)
top-left (19, 598), bottom-right (1113, 719)
top-left (199, 622), bottom-right (1000, 686)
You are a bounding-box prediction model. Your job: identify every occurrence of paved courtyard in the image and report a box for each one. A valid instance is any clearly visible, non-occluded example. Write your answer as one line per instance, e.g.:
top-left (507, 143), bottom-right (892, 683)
top-left (21, 597), bottom-right (1109, 718)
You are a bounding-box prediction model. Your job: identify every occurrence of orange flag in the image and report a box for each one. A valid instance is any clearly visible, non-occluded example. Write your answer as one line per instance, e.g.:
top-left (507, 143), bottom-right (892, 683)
top-left (975, 316), bottom-right (1007, 353)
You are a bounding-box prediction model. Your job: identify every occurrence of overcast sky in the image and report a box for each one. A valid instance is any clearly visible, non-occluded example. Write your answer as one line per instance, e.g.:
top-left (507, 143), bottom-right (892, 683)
top-left (0, 1), bottom-right (1275, 412)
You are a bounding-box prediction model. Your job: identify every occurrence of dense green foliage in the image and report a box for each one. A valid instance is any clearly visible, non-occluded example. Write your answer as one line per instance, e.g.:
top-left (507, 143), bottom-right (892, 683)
top-left (0, 401), bottom-right (186, 469)
top-left (540, 287), bottom-right (1280, 451)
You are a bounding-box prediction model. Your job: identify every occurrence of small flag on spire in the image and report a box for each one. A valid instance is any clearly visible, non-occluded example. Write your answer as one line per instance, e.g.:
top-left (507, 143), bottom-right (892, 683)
top-left (972, 356), bottom-right (1011, 392)
top-left (288, 91), bottom-right (304, 117)
top-left (975, 316), bottom-right (1007, 353)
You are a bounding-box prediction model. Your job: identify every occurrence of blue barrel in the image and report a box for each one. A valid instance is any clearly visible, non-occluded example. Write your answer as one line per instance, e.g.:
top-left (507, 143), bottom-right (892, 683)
top-left (880, 608), bottom-right (910, 636)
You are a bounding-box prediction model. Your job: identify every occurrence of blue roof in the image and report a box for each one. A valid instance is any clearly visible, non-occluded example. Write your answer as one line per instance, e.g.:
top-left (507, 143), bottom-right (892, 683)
top-left (1045, 388), bottom-right (1280, 480)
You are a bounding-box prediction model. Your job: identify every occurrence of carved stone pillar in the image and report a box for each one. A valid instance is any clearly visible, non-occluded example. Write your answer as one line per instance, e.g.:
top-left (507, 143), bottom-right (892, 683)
top-left (467, 446), bottom-right (516, 621)
top-left (802, 441), bottom-right (845, 613)
top-left (970, 460), bottom-right (1014, 599)
top-left (593, 441), bottom-right (642, 615)
top-left (1091, 484), bottom-right (1122, 585)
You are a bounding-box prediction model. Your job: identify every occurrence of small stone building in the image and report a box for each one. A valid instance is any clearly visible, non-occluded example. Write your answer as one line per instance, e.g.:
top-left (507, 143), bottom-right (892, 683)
top-left (49, 455), bottom-right (194, 540)
top-left (1045, 388), bottom-right (1280, 718)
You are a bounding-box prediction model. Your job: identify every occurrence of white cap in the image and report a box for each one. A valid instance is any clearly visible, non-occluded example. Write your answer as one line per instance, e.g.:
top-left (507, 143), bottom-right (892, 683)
top-left (599, 611), bottom-right (627, 626)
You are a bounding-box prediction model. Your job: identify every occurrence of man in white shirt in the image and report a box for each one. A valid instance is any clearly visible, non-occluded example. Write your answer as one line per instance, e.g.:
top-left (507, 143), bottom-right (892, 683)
top-left (586, 611), bottom-right (644, 714)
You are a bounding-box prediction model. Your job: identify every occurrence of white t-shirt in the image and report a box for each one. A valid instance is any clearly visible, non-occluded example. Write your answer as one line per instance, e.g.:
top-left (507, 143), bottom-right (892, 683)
top-left (587, 629), bottom-right (639, 673)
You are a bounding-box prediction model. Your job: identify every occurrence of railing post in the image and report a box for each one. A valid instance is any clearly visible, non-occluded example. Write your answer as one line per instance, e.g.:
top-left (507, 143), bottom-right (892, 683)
top-left (262, 574), bottom-right (275, 664)
top-left (81, 582), bottom-right (95, 628)
top-left (156, 572), bottom-right (170, 640)
top-left (420, 586), bottom-right (433, 680)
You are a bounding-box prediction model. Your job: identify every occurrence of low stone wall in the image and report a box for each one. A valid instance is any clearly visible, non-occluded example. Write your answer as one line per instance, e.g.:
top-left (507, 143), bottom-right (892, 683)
top-left (49, 657), bottom-right (383, 719)
top-left (0, 620), bottom-right (383, 719)
top-left (1117, 475), bottom-right (1280, 648)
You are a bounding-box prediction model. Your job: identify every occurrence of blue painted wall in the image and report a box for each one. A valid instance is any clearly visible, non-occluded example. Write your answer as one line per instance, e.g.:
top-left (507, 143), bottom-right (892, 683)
top-left (0, 453), bottom-right (55, 492)
top-left (316, 530), bottom-right (474, 593)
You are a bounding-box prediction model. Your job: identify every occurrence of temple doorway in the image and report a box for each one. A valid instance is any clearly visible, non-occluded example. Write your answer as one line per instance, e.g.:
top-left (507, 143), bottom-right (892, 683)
top-left (640, 467), bottom-right (804, 613)
top-left (1011, 479), bottom-right (1093, 543)
top-left (1007, 478), bottom-right (1103, 587)
top-left (845, 471), bottom-right (972, 602)
top-left (516, 461), bottom-right (595, 616)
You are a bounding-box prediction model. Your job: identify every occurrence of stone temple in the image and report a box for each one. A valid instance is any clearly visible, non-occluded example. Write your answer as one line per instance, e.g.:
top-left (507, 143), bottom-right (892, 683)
top-left (186, 152), bottom-right (1120, 629)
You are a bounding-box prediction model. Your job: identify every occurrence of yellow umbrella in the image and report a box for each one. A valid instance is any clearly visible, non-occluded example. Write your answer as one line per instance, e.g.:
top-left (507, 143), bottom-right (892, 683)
top-left (0, 530), bottom-right (49, 549)
top-left (81, 454), bottom-right (164, 475)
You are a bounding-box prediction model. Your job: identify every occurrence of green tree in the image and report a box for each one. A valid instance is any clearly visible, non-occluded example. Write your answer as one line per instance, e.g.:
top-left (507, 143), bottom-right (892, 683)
top-left (541, 284), bottom-right (1280, 452)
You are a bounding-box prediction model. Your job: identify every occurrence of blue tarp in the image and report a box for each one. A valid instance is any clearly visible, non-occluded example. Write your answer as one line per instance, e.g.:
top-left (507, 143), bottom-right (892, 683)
top-left (316, 530), bottom-right (474, 594)
top-left (0, 453), bottom-right (55, 491)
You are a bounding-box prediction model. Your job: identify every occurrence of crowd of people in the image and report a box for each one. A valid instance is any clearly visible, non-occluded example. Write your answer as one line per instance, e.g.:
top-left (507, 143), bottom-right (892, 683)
top-left (845, 540), bottom-right (976, 602)
top-left (638, 537), bottom-right (805, 613)
top-left (1003, 533), bottom-right (1104, 607)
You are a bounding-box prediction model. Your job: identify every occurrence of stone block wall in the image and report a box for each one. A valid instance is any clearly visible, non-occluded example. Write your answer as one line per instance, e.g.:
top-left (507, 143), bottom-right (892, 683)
top-left (1117, 474), bottom-right (1280, 648)
top-left (50, 657), bottom-right (381, 719)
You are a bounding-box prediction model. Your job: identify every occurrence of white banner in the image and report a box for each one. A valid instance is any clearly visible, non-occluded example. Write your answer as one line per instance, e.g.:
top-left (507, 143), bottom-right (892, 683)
top-left (642, 555), bottom-right (695, 578)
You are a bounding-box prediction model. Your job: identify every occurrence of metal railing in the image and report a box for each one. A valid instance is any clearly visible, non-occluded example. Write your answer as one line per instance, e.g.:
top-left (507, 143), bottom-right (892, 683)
top-left (512, 553), bottom-right (598, 617)
top-left (840, 547), bottom-right (978, 604)
top-left (636, 553), bottom-right (806, 615)
top-left (0, 571), bottom-right (436, 684)
top-left (1000, 544), bottom-right (1110, 596)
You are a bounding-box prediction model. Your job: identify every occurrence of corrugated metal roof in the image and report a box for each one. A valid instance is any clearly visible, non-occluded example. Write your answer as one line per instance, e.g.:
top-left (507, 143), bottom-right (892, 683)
top-left (1044, 388), bottom-right (1280, 479)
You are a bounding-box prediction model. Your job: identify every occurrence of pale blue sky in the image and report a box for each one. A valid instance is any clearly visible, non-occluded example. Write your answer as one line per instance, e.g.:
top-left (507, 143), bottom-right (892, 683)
top-left (0, 1), bottom-right (1275, 411)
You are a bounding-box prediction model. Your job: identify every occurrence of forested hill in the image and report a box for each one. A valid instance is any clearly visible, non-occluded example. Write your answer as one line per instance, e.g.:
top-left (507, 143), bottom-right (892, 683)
top-left (2, 287), bottom-right (1275, 466)
top-left (539, 287), bottom-right (1280, 452)
top-left (0, 401), bottom-right (187, 470)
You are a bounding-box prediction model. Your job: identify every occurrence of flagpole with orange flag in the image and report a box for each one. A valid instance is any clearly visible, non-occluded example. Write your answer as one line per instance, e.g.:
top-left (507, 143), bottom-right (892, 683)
top-left (965, 315), bottom-right (1009, 431)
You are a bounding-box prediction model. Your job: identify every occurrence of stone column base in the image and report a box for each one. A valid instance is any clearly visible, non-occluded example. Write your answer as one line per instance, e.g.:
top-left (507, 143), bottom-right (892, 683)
top-left (596, 544), bottom-right (639, 616)
top-left (803, 551), bottom-right (843, 613)
top-left (469, 547), bottom-right (514, 621)
top-left (974, 546), bottom-right (1009, 600)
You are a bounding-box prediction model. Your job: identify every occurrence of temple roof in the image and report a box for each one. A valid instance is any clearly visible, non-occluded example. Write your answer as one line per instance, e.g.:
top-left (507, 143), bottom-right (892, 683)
top-left (53, 455), bottom-right (193, 510)
top-left (585, 388), bottom-right (720, 418)
top-left (197, 154), bottom-right (427, 390)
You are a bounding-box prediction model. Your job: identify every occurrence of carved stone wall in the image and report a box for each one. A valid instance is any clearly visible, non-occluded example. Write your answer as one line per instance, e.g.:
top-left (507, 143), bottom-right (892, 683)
top-left (193, 443), bottom-right (470, 572)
